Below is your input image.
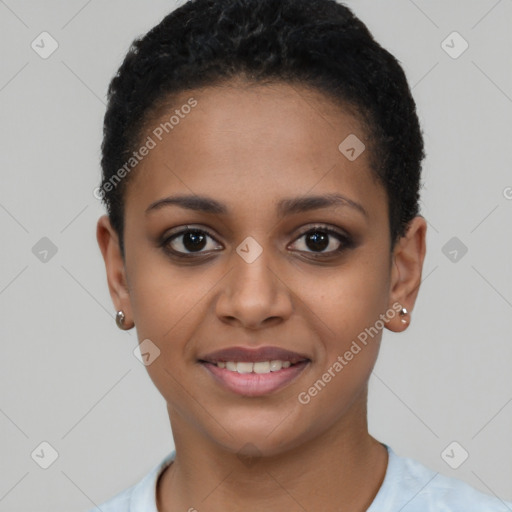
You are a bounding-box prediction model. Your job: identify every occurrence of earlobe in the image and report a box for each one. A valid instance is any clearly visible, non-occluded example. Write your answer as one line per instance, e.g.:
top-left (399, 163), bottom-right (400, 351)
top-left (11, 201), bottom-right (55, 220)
top-left (96, 215), bottom-right (134, 329)
top-left (398, 307), bottom-right (409, 328)
top-left (384, 303), bottom-right (410, 333)
top-left (385, 216), bottom-right (427, 333)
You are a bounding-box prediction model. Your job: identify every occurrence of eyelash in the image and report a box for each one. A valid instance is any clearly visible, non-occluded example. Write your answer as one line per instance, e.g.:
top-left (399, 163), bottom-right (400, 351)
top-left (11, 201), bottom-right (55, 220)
top-left (160, 224), bottom-right (353, 260)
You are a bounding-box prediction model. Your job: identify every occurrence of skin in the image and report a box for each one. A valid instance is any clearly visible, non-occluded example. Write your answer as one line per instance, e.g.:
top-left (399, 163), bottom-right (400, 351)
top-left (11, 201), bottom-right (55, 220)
top-left (97, 80), bottom-right (427, 512)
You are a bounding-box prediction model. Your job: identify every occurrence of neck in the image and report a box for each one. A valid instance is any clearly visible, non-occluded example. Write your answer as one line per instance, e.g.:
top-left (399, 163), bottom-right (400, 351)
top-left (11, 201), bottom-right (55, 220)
top-left (157, 399), bottom-right (387, 512)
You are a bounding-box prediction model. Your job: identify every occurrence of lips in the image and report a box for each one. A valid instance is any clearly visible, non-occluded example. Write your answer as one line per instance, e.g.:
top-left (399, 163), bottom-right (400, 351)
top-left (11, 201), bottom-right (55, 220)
top-left (198, 346), bottom-right (310, 364)
top-left (198, 346), bottom-right (311, 397)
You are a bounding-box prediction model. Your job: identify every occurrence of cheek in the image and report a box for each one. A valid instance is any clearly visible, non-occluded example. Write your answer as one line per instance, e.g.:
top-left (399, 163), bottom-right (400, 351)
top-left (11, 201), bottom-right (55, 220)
top-left (126, 261), bottom-right (207, 408)
top-left (124, 231), bottom-right (210, 338)
top-left (129, 267), bottom-right (212, 347)
top-left (294, 250), bottom-right (391, 346)
top-left (292, 260), bottom-right (390, 427)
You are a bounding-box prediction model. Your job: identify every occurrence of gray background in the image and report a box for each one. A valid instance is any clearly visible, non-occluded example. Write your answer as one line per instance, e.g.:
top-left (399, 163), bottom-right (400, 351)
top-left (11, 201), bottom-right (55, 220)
top-left (1, 0), bottom-right (511, 510)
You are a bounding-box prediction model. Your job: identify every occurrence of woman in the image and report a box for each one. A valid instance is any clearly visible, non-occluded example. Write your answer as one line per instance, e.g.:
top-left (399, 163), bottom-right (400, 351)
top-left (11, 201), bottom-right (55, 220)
top-left (91, 0), bottom-right (512, 510)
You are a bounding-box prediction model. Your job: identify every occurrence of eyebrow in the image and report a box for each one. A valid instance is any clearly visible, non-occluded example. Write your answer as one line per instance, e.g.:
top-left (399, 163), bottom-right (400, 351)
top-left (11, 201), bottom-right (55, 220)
top-left (145, 193), bottom-right (368, 218)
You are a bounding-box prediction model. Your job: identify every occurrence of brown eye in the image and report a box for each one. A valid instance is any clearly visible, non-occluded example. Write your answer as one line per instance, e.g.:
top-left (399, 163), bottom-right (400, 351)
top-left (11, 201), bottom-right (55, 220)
top-left (289, 225), bottom-right (352, 256)
top-left (162, 227), bottom-right (222, 256)
top-left (303, 231), bottom-right (330, 252)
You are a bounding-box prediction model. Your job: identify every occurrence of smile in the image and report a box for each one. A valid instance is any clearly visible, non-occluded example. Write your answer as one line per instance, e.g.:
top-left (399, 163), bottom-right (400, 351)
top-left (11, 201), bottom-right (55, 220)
top-left (198, 345), bottom-right (311, 396)
top-left (216, 360), bottom-right (292, 373)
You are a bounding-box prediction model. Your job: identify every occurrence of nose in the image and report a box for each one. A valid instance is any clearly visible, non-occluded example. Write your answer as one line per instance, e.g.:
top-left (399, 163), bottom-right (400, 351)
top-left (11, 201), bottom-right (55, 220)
top-left (215, 247), bottom-right (294, 330)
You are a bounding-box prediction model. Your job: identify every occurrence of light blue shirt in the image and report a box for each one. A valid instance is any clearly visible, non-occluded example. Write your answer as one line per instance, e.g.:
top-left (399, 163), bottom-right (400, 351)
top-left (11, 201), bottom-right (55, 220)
top-left (87, 445), bottom-right (512, 511)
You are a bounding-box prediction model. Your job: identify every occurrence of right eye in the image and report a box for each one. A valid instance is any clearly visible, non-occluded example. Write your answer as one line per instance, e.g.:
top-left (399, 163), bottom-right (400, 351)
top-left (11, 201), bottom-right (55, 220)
top-left (161, 226), bottom-right (223, 258)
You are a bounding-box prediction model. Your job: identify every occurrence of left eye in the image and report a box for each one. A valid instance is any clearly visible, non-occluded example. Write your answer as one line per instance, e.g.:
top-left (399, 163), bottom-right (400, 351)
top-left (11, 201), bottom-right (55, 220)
top-left (289, 226), bottom-right (349, 255)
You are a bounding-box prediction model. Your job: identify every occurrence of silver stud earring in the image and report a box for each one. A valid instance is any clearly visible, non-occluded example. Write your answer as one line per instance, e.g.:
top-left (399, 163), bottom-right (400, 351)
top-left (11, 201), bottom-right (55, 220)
top-left (399, 307), bottom-right (409, 325)
top-left (115, 310), bottom-right (130, 330)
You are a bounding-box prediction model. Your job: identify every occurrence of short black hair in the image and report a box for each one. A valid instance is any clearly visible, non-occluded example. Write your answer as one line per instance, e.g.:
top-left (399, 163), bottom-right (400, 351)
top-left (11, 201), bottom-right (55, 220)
top-left (99, 0), bottom-right (425, 257)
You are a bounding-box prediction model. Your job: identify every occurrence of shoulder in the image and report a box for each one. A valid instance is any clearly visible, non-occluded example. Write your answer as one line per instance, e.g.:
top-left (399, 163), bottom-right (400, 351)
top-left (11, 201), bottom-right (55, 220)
top-left (85, 450), bottom-right (176, 512)
top-left (85, 485), bottom-right (133, 512)
top-left (369, 446), bottom-right (512, 512)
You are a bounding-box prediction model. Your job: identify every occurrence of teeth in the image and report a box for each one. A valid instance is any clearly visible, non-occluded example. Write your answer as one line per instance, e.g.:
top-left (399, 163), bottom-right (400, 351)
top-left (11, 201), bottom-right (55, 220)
top-left (253, 361), bottom-right (270, 374)
top-left (215, 360), bottom-right (296, 373)
top-left (269, 360), bottom-right (282, 371)
top-left (236, 362), bottom-right (254, 374)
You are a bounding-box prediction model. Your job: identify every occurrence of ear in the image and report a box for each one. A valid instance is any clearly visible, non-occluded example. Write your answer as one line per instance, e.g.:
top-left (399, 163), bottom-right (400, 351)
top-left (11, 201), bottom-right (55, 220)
top-left (385, 216), bottom-right (427, 333)
top-left (96, 215), bottom-right (134, 329)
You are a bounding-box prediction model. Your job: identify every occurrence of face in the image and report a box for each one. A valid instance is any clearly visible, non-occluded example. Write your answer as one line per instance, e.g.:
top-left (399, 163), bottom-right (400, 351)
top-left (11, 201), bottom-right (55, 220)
top-left (97, 80), bottom-right (426, 457)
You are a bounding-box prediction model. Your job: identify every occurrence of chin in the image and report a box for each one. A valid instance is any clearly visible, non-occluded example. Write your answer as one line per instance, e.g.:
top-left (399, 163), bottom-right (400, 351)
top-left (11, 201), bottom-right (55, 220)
top-left (206, 411), bottom-right (315, 459)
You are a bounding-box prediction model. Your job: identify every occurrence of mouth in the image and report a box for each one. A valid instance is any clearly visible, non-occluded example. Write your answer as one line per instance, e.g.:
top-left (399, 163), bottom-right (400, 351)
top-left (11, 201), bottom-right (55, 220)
top-left (198, 346), bottom-right (311, 397)
top-left (209, 359), bottom-right (297, 373)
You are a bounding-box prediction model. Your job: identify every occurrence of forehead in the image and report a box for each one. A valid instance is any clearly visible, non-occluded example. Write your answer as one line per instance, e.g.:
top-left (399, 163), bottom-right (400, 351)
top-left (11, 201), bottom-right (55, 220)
top-left (125, 81), bottom-right (387, 222)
